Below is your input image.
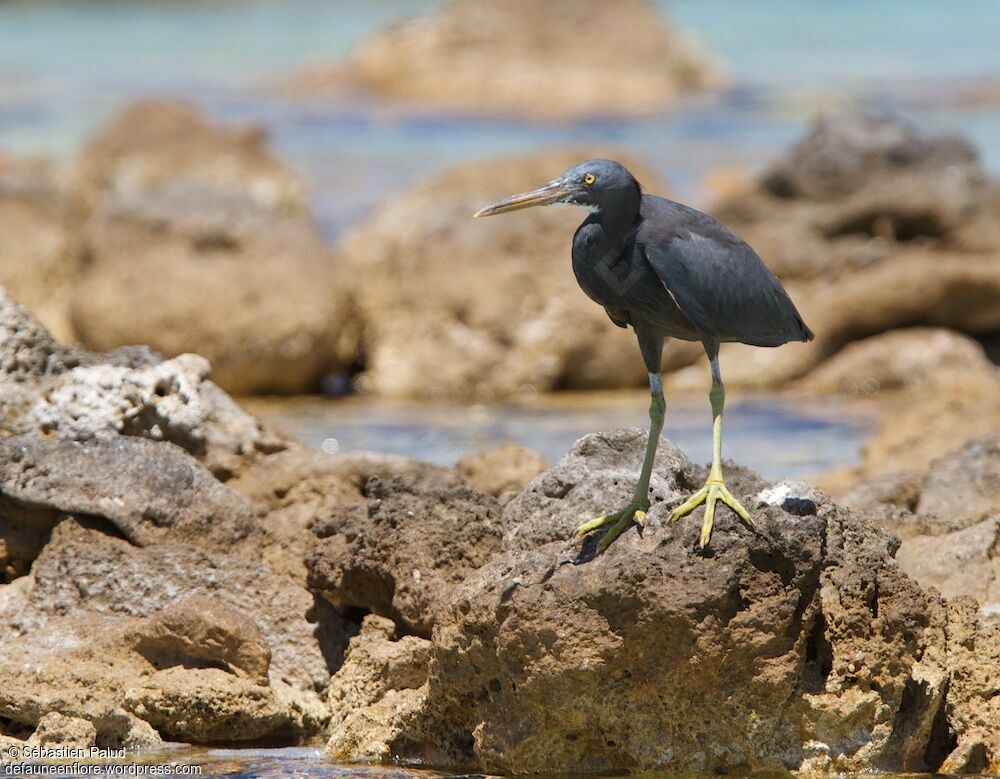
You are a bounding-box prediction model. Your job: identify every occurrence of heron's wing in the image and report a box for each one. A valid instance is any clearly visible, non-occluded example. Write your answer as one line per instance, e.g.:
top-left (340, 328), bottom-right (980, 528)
top-left (641, 219), bottom-right (812, 346)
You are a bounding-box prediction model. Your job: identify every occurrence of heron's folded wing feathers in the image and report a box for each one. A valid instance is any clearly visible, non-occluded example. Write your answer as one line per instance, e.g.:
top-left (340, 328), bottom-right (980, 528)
top-left (641, 225), bottom-right (812, 346)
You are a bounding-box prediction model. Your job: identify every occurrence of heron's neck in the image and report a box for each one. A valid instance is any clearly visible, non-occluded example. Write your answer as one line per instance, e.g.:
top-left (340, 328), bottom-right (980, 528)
top-left (596, 187), bottom-right (642, 246)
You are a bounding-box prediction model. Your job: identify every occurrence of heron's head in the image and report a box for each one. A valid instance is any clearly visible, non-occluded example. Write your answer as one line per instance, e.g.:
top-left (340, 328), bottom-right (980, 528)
top-left (474, 159), bottom-right (640, 218)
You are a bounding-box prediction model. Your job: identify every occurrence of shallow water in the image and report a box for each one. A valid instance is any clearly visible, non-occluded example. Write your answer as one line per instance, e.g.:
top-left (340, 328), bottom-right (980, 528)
top-left (250, 392), bottom-right (876, 481)
top-left (19, 746), bottom-right (474, 778)
top-left (20, 744), bottom-right (982, 779)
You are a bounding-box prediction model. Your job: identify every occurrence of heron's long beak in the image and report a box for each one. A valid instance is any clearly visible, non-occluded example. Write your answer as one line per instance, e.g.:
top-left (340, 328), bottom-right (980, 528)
top-left (473, 179), bottom-right (574, 218)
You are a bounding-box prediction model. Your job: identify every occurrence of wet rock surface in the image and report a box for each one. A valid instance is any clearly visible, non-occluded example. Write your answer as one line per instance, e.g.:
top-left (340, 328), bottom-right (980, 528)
top-left (300, 0), bottom-right (720, 119)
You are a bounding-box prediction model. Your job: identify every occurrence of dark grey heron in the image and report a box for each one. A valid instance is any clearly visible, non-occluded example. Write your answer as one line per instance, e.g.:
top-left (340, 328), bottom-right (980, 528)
top-left (475, 159), bottom-right (813, 551)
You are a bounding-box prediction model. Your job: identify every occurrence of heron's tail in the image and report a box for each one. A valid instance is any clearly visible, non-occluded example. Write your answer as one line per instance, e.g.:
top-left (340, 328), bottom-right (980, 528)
top-left (795, 313), bottom-right (815, 342)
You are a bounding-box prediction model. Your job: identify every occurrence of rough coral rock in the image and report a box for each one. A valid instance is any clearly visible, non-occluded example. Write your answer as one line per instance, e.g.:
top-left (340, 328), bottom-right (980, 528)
top-left (65, 101), bottom-right (357, 395)
top-left (136, 595), bottom-right (273, 685)
top-left (832, 436), bottom-right (1000, 623)
top-left (760, 109), bottom-right (980, 203)
top-left (71, 181), bottom-right (356, 396)
top-left (799, 328), bottom-right (998, 396)
top-left (896, 518), bottom-right (1000, 620)
top-left (27, 712), bottom-right (98, 749)
top-left (918, 435), bottom-right (1000, 524)
top-left (943, 598), bottom-right (1000, 772)
top-left (326, 615), bottom-right (432, 762)
top-left (699, 110), bottom-right (1000, 392)
top-left (24, 353), bottom-right (277, 473)
top-left (0, 434), bottom-right (261, 551)
top-left (1, 286), bottom-right (285, 476)
top-left (500, 428), bottom-right (698, 550)
top-left (308, 463), bottom-right (501, 637)
top-left (326, 429), bottom-right (996, 774)
top-left (0, 160), bottom-right (81, 341)
top-left (12, 518), bottom-right (346, 694)
top-left (0, 611), bottom-right (323, 746)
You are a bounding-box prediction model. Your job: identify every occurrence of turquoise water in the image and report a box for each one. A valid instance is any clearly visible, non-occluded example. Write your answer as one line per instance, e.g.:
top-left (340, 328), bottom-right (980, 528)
top-left (2, 1), bottom-right (1000, 236)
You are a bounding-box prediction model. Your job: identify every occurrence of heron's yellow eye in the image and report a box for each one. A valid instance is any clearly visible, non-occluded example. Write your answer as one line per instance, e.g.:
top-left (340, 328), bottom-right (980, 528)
top-left (584, 173), bottom-right (596, 185)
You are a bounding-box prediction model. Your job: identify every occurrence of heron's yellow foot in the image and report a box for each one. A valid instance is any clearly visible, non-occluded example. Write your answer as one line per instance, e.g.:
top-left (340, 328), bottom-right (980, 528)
top-left (669, 477), bottom-right (753, 548)
top-left (576, 501), bottom-right (649, 553)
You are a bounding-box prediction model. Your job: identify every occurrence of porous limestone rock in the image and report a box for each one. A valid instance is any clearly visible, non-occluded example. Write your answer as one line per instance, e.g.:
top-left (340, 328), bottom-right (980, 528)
top-left (799, 328), bottom-right (998, 396)
top-left (0, 435), bottom-right (261, 551)
top-left (832, 436), bottom-right (1000, 622)
top-left (308, 464), bottom-right (501, 637)
top-left (942, 598), bottom-right (1000, 773)
top-left (1, 286), bottom-right (286, 477)
top-left (27, 712), bottom-right (97, 749)
top-left (11, 518), bottom-right (346, 695)
top-left (917, 435), bottom-right (1000, 524)
top-left (895, 517), bottom-right (1000, 618)
top-left (326, 429), bottom-right (984, 774)
top-left (326, 615), bottom-right (431, 762)
top-left (0, 609), bottom-right (324, 746)
top-left (71, 182), bottom-right (356, 396)
top-left (0, 159), bottom-right (80, 341)
top-left (690, 110), bottom-right (1000, 392)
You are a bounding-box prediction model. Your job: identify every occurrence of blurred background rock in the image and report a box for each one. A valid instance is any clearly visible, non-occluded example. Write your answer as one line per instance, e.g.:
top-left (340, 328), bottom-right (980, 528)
top-left (0, 0), bottom-right (998, 485)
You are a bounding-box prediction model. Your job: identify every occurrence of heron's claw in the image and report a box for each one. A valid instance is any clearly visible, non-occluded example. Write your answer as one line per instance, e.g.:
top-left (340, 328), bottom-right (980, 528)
top-left (576, 502), bottom-right (648, 553)
top-left (669, 478), bottom-right (753, 548)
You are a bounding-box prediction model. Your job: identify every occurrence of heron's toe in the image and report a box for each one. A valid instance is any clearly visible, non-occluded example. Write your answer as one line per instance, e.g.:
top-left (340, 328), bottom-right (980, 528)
top-left (670, 479), bottom-right (754, 548)
top-left (715, 483), bottom-right (753, 524)
top-left (577, 503), bottom-right (647, 552)
top-left (575, 511), bottom-right (620, 537)
top-left (668, 484), bottom-right (710, 523)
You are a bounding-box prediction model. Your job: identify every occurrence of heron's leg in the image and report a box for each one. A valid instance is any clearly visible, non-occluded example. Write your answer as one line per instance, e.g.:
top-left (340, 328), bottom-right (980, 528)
top-left (669, 356), bottom-right (753, 547)
top-left (576, 372), bottom-right (665, 552)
